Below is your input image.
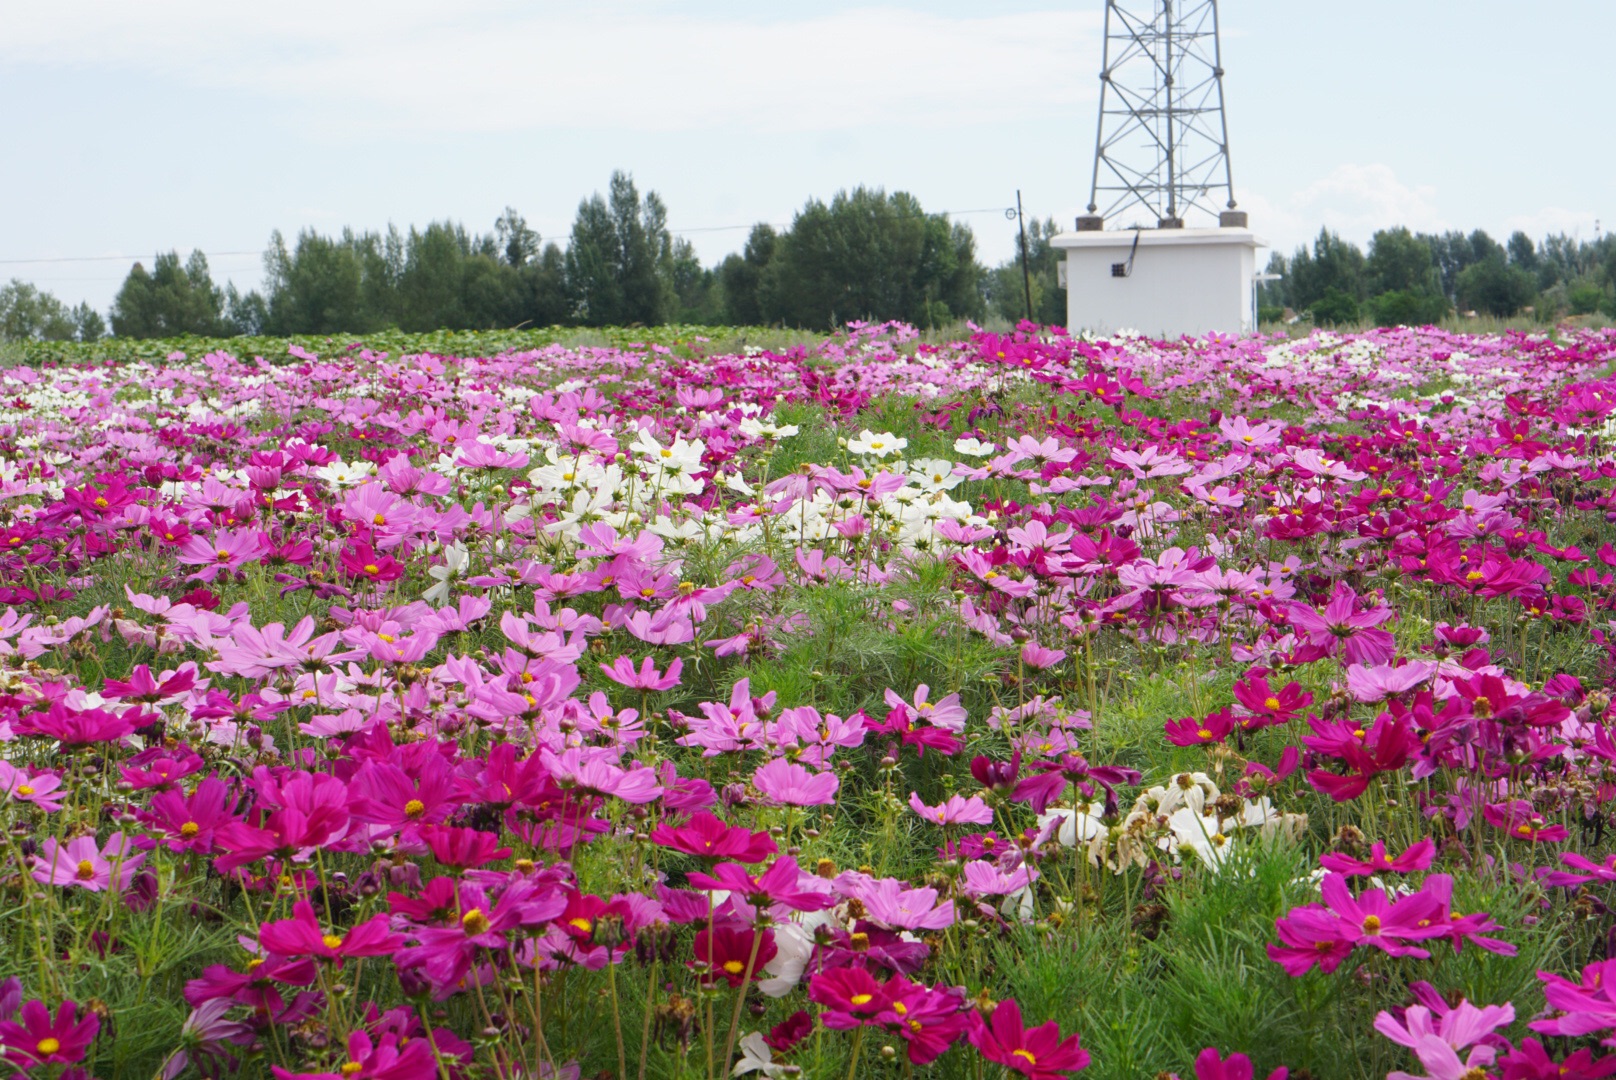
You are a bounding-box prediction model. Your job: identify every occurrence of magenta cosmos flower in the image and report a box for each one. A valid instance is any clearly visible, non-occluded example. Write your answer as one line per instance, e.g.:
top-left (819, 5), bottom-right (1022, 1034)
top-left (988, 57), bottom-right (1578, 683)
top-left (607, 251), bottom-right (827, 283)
top-left (0, 1000), bottom-right (100, 1067)
top-left (259, 900), bottom-right (404, 962)
top-left (1191, 1047), bottom-right (1288, 1080)
top-left (967, 997), bottom-right (1089, 1078)
top-left (648, 811), bottom-right (777, 863)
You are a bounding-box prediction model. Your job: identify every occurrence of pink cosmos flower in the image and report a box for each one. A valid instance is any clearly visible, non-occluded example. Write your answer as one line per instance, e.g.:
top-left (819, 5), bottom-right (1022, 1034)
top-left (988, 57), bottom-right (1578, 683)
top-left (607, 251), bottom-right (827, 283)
top-left (177, 528), bottom-right (268, 581)
top-left (850, 876), bottom-right (955, 932)
top-left (0, 761), bottom-right (66, 811)
top-left (540, 747), bottom-right (663, 804)
top-left (884, 684), bottom-right (968, 732)
top-left (1020, 642), bottom-right (1067, 669)
top-left (32, 834), bottom-right (146, 892)
top-left (908, 792), bottom-right (995, 826)
top-left (1531, 959), bottom-right (1616, 1039)
top-left (600, 654), bottom-right (683, 691)
top-left (1345, 661), bottom-right (1440, 702)
top-left (1375, 998), bottom-right (1514, 1058)
top-left (1287, 583), bottom-right (1396, 666)
top-left (753, 758), bottom-right (839, 806)
top-left (961, 859), bottom-right (1032, 897)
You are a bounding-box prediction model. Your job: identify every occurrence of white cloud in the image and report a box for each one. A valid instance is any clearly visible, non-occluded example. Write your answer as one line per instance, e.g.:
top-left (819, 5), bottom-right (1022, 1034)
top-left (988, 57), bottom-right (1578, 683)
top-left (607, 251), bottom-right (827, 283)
top-left (1, 2), bottom-right (1102, 134)
top-left (1241, 163), bottom-right (1449, 255)
top-left (1502, 206), bottom-right (1603, 242)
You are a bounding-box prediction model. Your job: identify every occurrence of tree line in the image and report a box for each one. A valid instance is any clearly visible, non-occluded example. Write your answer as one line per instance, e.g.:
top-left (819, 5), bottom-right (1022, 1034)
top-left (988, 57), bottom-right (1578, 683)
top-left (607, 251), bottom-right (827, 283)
top-left (2, 172), bottom-right (1039, 342)
top-left (1258, 226), bottom-right (1616, 326)
top-left (5, 169), bottom-right (1613, 341)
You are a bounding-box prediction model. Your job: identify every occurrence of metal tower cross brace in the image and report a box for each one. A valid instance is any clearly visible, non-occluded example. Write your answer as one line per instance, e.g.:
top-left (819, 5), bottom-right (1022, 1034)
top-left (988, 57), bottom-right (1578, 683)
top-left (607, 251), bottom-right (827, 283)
top-left (1085, 0), bottom-right (1239, 229)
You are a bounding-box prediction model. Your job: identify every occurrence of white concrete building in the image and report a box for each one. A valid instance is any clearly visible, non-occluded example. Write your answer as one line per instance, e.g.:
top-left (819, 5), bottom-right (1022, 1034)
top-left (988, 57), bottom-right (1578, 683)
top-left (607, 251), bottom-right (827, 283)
top-left (1051, 226), bottom-right (1267, 338)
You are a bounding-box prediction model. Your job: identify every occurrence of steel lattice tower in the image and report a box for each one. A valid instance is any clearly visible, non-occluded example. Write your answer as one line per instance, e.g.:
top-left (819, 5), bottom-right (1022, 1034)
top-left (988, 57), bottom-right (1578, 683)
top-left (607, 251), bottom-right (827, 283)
top-left (1081, 0), bottom-right (1242, 230)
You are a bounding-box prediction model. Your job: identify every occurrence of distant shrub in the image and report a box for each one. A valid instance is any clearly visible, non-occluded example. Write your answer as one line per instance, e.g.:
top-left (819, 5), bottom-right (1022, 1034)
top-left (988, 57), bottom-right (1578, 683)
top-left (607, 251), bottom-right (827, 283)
top-left (1367, 290), bottom-right (1449, 327)
top-left (1309, 288), bottom-right (1361, 327)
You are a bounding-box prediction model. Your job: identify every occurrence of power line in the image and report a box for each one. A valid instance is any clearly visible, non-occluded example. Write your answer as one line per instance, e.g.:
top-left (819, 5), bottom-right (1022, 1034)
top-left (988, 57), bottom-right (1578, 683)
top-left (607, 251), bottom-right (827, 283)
top-left (0, 205), bottom-right (1024, 269)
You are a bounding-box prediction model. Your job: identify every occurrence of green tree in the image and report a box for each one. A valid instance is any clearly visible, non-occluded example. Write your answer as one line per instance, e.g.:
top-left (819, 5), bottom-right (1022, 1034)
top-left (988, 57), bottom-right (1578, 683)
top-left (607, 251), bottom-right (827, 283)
top-left (1257, 252), bottom-right (1291, 311)
top-left (759, 187), bottom-right (983, 330)
top-left (1311, 287), bottom-right (1362, 327)
top-left (398, 222), bottom-right (473, 331)
top-left (986, 217), bottom-right (1065, 327)
top-left (264, 229), bottom-right (372, 334)
top-left (564, 171), bottom-right (676, 327)
top-left (1364, 228), bottom-right (1448, 325)
top-left (1288, 229), bottom-right (1366, 312)
top-left (1456, 254), bottom-right (1536, 317)
top-left (69, 302), bottom-right (105, 342)
top-left (109, 250), bottom-right (228, 337)
top-left (719, 225), bottom-right (778, 325)
top-left (0, 279), bottom-right (79, 341)
top-left (495, 207), bottom-right (540, 268)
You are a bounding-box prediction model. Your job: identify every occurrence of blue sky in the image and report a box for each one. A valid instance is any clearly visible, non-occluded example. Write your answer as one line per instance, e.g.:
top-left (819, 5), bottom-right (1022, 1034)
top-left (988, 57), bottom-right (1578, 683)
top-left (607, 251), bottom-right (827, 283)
top-left (2, 0), bottom-right (1610, 313)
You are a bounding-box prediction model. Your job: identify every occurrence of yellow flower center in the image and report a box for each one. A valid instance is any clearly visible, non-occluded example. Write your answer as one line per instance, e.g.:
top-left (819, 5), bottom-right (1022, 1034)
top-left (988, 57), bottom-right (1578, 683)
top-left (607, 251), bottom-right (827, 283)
top-left (180, 822), bottom-right (200, 838)
top-left (76, 859), bottom-right (95, 879)
top-left (36, 1038), bottom-right (61, 1055)
top-left (322, 934), bottom-right (344, 950)
top-left (892, 1001), bottom-right (908, 1015)
top-left (364, 563), bottom-right (381, 575)
top-left (1196, 729), bottom-right (1213, 740)
top-left (1013, 1049), bottom-right (1038, 1065)
top-left (569, 917), bottom-right (593, 934)
top-left (215, 549), bottom-right (231, 561)
top-left (373, 514), bottom-right (387, 525)
top-left (1362, 915), bottom-right (1381, 934)
top-left (462, 909), bottom-right (491, 935)
top-left (722, 960), bottom-right (746, 975)
top-left (341, 1063), bottom-right (364, 1076)
top-left (16, 784), bottom-right (33, 796)
top-left (1264, 697), bottom-right (1281, 710)
top-left (849, 993), bottom-right (873, 1006)
top-left (1465, 571), bottom-right (1485, 583)
top-left (404, 799), bottom-right (426, 819)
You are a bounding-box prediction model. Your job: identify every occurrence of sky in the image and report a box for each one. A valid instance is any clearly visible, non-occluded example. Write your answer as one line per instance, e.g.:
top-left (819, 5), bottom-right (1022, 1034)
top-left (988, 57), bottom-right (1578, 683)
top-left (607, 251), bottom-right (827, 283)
top-left (2, 0), bottom-right (1611, 314)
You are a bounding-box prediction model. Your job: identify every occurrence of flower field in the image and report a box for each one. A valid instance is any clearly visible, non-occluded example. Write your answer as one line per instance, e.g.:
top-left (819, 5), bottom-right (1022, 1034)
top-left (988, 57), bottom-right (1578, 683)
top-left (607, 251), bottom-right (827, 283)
top-left (5, 321), bottom-right (1616, 1080)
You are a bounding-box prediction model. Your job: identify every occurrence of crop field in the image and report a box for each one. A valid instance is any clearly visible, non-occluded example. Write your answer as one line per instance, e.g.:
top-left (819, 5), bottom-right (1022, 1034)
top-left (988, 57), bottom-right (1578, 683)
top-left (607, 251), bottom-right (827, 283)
top-left (3, 321), bottom-right (1616, 1080)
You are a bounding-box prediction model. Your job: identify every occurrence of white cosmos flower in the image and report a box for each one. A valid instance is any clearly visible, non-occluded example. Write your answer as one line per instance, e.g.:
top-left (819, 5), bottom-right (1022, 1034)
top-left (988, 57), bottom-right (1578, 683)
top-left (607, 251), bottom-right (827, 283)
top-left (423, 543), bottom-right (469, 606)
top-left (953, 437), bottom-right (996, 457)
top-left (732, 1033), bottom-right (791, 1077)
top-left (846, 429), bottom-right (906, 457)
top-left (313, 460), bottom-right (369, 488)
